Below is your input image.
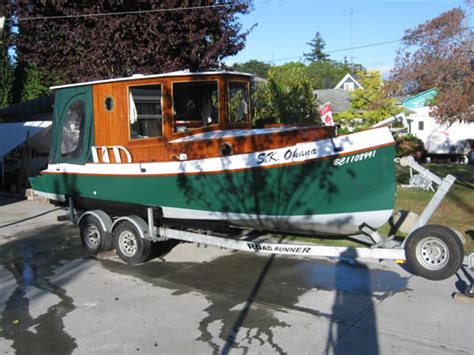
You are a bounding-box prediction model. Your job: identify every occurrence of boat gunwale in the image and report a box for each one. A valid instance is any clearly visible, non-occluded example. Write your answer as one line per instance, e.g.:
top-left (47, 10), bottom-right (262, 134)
top-left (40, 141), bottom-right (395, 178)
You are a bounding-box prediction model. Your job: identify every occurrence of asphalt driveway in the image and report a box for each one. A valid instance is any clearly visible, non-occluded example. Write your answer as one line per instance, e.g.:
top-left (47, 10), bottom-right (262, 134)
top-left (0, 198), bottom-right (472, 354)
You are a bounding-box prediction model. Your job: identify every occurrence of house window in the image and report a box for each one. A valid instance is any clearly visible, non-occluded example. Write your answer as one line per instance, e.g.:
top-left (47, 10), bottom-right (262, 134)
top-left (229, 81), bottom-right (249, 123)
top-left (173, 81), bottom-right (218, 133)
top-left (418, 121), bottom-right (424, 131)
top-left (129, 84), bottom-right (163, 139)
top-left (343, 82), bottom-right (355, 91)
top-left (60, 100), bottom-right (85, 159)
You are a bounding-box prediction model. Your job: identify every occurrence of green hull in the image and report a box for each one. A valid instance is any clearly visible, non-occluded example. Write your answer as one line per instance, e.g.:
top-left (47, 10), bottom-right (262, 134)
top-left (30, 145), bottom-right (396, 235)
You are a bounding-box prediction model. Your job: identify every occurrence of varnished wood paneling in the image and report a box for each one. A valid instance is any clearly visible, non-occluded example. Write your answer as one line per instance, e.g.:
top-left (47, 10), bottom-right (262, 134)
top-left (91, 73), bottom-right (334, 164)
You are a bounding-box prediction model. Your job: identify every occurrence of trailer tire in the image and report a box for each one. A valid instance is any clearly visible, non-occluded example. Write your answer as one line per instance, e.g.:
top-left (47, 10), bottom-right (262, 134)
top-left (79, 215), bottom-right (113, 255)
top-left (113, 221), bottom-right (151, 265)
top-left (405, 225), bottom-right (464, 281)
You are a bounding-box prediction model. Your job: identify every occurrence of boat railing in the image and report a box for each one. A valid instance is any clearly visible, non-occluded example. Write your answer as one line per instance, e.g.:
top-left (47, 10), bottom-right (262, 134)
top-left (91, 146), bottom-right (132, 163)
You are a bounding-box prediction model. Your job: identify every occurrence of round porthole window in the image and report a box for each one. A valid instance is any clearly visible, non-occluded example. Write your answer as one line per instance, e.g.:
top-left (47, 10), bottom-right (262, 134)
top-left (104, 96), bottom-right (114, 111)
top-left (220, 142), bottom-right (233, 156)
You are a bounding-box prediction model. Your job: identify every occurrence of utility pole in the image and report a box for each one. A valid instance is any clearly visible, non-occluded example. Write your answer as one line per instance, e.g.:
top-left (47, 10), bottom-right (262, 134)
top-left (350, 8), bottom-right (354, 64)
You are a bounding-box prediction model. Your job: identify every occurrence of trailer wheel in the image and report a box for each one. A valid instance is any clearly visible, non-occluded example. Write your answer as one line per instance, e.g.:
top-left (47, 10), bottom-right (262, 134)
top-left (405, 225), bottom-right (464, 281)
top-left (113, 222), bottom-right (151, 265)
top-left (79, 216), bottom-right (113, 255)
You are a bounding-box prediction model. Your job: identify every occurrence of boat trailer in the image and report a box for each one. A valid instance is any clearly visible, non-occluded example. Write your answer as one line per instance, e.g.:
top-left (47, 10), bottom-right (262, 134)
top-left (69, 156), bottom-right (473, 282)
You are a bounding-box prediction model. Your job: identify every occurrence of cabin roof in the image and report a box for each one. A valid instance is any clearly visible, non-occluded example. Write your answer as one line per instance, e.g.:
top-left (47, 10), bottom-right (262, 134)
top-left (50, 70), bottom-right (252, 90)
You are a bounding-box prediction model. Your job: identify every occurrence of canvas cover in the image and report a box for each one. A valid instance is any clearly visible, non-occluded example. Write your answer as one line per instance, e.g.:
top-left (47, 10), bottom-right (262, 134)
top-left (0, 121), bottom-right (52, 158)
top-left (50, 85), bottom-right (94, 164)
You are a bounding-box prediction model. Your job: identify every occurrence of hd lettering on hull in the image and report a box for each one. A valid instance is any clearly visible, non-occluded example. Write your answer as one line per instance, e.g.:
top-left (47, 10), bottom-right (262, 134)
top-left (257, 146), bottom-right (319, 165)
top-left (247, 243), bottom-right (311, 254)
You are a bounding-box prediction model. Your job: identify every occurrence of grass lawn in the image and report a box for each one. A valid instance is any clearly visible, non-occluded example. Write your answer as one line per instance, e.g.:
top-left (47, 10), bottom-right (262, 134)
top-left (395, 164), bottom-right (474, 254)
top-left (287, 163), bottom-right (474, 254)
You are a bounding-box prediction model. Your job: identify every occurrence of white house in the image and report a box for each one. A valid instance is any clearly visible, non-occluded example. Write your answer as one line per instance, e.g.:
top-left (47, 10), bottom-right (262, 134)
top-left (334, 73), bottom-right (363, 92)
top-left (400, 89), bottom-right (474, 160)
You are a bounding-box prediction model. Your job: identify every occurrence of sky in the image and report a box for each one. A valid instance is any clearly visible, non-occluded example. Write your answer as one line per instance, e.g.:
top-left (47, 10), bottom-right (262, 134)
top-left (226, 0), bottom-right (469, 76)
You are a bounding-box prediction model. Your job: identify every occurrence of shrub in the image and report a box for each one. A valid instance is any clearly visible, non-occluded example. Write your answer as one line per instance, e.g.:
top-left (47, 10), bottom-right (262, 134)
top-left (395, 134), bottom-right (425, 158)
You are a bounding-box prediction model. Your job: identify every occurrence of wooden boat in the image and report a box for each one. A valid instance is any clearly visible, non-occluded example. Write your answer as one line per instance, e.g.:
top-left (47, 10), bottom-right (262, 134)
top-left (30, 71), bottom-right (396, 236)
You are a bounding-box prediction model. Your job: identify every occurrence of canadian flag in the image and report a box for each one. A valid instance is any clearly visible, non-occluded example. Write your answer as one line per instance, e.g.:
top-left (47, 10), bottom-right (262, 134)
top-left (319, 102), bottom-right (334, 126)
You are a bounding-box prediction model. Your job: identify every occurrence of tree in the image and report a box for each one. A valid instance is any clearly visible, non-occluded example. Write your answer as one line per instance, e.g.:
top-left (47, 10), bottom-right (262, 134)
top-left (337, 70), bottom-right (402, 125)
top-left (232, 59), bottom-right (271, 78)
top-left (307, 60), bottom-right (365, 89)
top-left (6, 1), bottom-right (251, 84)
top-left (9, 62), bottom-right (52, 104)
top-left (391, 6), bottom-right (474, 123)
top-left (0, 3), bottom-right (13, 109)
top-left (303, 31), bottom-right (329, 63)
top-left (253, 62), bottom-right (318, 125)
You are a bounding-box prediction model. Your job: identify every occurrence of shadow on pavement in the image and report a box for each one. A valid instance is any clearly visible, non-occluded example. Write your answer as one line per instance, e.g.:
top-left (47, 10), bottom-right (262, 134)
top-left (324, 249), bottom-right (378, 354)
top-left (0, 207), bottom-right (62, 229)
top-left (0, 194), bottom-right (25, 207)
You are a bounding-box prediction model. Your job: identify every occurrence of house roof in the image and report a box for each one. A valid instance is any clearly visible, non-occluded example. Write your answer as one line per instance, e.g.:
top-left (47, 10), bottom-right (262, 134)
top-left (334, 73), bottom-right (363, 90)
top-left (400, 88), bottom-right (437, 109)
top-left (314, 89), bottom-right (351, 112)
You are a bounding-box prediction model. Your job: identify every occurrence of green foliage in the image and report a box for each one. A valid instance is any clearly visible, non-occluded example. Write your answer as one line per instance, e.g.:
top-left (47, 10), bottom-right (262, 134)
top-left (303, 31), bottom-right (329, 63)
top-left (7, 1), bottom-right (251, 84)
top-left (395, 134), bottom-right (425, 157)
top-left (0, 4), bottom-right (13, 109)
top-left (307, 60), bottom-right (365, 89)
top-left (0, 46), bottom-right (13, 109)
top-left (10, 62), bottom-right (53, 104)
top-left (252, 63), bottom-right (318, 125)
top-left (232, 60), bottom-right (271, 78)
top-left (338, 70), bottom-right (402, 126)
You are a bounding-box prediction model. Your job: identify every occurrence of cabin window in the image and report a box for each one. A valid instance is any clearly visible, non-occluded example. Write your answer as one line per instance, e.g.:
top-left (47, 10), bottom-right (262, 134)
top-left (129, 84), bottom-right (163, 139)
top-left (104, 96), bottom-right (114, 111)
top-left (228, 81), bottom-right (249, 123)
top-left (60, 100), bottom-right (85, 159)
top-left (418, 121), bottom-right (424, 131)
top-left (172, 81), bottom-right (218, 133)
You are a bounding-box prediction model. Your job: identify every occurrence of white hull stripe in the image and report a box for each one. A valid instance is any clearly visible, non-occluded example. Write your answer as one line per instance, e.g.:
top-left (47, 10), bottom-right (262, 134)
top-left (162, 206), bottom-right (392, 227)
top-left (30, 188), bottom-right (392, 234)
top-left (33, 191), bottom-right (66, 202)
top-left (44, 127), bottom-right (393, 176)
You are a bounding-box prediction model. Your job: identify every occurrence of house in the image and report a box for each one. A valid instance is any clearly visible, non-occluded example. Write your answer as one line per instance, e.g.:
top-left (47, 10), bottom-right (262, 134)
top-left (334, 73), bottom-right (363, 91)
top-left (314, 73), bottom-right (363, 113)
top-left (400, 88), bottom-right (474, 161)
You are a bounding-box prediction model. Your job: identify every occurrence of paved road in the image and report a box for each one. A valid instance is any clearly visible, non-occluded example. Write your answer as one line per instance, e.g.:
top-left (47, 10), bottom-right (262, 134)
top-left (0, 198), bottom-right (472, 354)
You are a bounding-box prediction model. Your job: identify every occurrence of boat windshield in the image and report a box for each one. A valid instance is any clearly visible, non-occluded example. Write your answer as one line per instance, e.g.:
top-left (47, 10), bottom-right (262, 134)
top-left (173, 81), bottom-right (219, 133)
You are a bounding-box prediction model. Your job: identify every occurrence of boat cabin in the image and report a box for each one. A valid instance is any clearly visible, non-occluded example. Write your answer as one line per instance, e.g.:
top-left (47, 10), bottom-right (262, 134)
top-left (49, 71), bottom-right (333, 165)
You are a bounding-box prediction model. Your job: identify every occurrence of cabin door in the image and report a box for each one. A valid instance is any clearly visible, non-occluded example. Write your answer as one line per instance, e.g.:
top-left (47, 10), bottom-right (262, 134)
top-left (50, 86), bottom-right (94, 165)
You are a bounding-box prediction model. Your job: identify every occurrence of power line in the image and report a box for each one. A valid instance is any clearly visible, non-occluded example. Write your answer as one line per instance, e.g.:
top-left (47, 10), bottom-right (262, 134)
top-left (268, 26), bottom-right (474, 63)
top-left (267, 39), bottom-right (401, 63)
top-left (4, 3), bottom-right (239, 22)
top-left (327, 39), bottom-right (402, 54)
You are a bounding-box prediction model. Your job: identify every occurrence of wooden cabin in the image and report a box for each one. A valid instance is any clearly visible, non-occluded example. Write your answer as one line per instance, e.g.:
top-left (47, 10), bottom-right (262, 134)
top-left (49, 71), bottom-right (333, 166)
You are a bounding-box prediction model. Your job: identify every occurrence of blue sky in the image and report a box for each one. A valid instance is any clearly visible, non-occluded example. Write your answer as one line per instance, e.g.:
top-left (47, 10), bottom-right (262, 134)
top-left (226, 0), bottom-right (468, 75)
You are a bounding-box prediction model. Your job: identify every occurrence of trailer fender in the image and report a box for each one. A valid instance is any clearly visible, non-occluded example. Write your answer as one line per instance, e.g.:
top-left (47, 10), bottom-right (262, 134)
top-left (111, 215), bottom-right (151, 240)
top-left (78, 210), bottom-right (113, 233)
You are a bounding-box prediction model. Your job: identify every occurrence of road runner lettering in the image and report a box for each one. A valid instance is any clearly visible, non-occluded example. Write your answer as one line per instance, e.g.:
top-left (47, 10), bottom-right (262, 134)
top-left (333, 150), bottom-right (377, 166)
top-left (247, 243), bottom-right (311, 254)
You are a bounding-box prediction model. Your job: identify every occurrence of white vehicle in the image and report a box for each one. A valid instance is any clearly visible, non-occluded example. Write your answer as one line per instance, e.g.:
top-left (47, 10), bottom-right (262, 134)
top-left (406, 107), bottom-right (474, 161)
